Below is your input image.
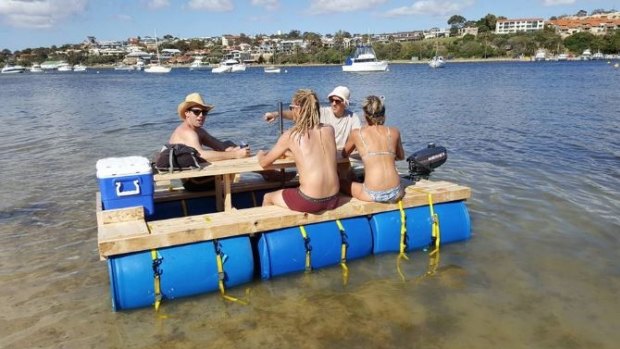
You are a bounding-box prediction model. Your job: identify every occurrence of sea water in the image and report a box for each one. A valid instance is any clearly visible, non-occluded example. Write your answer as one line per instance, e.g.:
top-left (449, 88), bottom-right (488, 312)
top-left (0, 61), bottom-right (618, 348)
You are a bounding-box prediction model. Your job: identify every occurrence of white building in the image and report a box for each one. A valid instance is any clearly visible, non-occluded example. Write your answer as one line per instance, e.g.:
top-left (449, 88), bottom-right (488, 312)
top-left (495, 18), bottom-right (545, 34)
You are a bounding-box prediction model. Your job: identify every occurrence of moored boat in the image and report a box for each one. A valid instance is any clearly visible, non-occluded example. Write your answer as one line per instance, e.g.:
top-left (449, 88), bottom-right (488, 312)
top-left (1, 64), bottom-right (26, 74)
top-left (342, 45), bottom-right (388, 72)
top-left (30, 64), bottom-right (43, 73)
top-left (429, 56), bottom-right (446, 68)
top-left (264, 66), bottom-right (281, 73)
top-left (144, 31), bottom-right (172, 74)
top-left (189, 57), bottom-right (211, 71)
top-left (57, 63), bottom-right (72, 72)
top-left (73, 64), bottom-right (87, 72)
top-left (211, 59), bottom-right (241, 73)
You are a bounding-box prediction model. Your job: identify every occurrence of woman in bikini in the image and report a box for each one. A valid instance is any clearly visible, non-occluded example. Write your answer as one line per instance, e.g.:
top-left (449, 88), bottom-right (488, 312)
top-left (341, 95), bottom-right (405, 203)
top-left (257, 89), bottom-right (340, 213)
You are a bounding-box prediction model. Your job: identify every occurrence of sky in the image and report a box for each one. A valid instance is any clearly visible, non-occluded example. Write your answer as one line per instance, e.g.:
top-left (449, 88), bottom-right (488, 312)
top-left (0, 0), bottom-right (618, 51)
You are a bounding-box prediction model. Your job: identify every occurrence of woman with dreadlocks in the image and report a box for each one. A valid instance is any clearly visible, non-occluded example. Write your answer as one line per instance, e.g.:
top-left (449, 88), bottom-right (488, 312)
top-left (257, 89), bottom-right (340, 213)
top-left (341, 95), bottom-right (405, 203)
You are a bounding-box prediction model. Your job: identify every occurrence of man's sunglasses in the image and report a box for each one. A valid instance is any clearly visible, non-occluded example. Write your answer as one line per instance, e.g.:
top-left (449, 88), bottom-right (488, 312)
top-left (189, 108), bottom-right (208, 116)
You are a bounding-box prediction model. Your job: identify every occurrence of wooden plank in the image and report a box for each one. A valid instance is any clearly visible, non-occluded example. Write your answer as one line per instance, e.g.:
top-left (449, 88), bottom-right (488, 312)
top-left (153, 155), bottom-right (349, 182)
top-left (98, 220), bottom-right (151, 259)
top-left (223, 174), bottom-right (232, 211)
top-left (98, 181), bottom-right (471, 258)
top-left (95, 192), bottom-right (145, 226)
top-left (97, 206), bottom-right (145, 226)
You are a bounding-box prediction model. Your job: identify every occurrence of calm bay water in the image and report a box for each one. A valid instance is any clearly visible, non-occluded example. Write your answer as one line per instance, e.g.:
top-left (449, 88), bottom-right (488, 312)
top-left (1, 62), bottom-right (618, 348)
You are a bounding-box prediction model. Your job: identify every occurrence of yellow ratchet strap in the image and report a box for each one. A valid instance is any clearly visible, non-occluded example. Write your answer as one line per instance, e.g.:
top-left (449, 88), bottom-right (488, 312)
top-left (396, 200), bottom-right (409, 282)
top-left (428, 193), bottom-right (441, 254)
top-left (214, 240), bottom-right (249, 305)
top-left (336, 220), bottom-right (349, 285)
top-left (299, 225), bottom-right (312, 272)
top-left (150, 249), bottom-right (163, 311)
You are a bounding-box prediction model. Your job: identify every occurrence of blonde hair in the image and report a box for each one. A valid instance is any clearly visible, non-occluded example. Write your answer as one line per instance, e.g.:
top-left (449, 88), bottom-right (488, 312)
top-left (290, 89), bottom-right (321, 137)
top-left (362, 95), bottom-right (386, 125)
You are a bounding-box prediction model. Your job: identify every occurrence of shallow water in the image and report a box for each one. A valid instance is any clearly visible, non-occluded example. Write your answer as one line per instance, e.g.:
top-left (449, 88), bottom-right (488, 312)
top-left (0, 62), bottom-right (618, 348)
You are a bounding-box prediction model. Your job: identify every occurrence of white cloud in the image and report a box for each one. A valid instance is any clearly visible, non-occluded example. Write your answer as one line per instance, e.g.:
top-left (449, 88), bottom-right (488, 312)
top-left (0, 0), bottom-right (88, 28)
top-left (251, 0), bottom-right (278, 11)
top-left (147, 0), bottom-right (170, 10)
top-left (542, 0), bottom-right (575, 5)
top-left (187, 0), bottom-right (233, 11)
top-left (385, 0), bottom-right (474, 17)
top-left (309, 0), bottom-right (387, 14)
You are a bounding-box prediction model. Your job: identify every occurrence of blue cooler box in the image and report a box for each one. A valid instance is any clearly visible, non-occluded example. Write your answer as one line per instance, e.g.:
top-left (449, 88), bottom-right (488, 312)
top-left (96, 156), bottom-right (154, 216)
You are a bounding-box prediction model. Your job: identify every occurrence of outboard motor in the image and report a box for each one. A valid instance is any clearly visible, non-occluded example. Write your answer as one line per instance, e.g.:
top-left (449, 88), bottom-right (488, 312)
top-left (406, 143), bottom-right (447, 182)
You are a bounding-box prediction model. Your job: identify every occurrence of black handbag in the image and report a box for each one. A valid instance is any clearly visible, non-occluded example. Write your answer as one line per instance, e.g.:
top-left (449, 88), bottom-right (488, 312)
top-left (154, 143), bottom-right (205, 173)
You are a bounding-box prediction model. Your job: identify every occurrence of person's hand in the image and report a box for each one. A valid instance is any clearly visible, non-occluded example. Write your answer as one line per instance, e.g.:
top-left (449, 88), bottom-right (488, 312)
top-left (263, 112), bottom-right (277, 123)
top-left (235, 146), bottom-right (250, 158)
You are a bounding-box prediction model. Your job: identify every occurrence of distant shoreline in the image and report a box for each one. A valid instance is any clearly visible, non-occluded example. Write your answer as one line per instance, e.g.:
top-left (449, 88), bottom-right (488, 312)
top-left (89, 57), bottom-right (533, 69)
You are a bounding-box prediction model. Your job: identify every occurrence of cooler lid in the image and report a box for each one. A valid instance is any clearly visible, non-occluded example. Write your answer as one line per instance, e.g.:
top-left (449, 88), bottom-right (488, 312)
top-left (96, 156), bottom-right (152, 178)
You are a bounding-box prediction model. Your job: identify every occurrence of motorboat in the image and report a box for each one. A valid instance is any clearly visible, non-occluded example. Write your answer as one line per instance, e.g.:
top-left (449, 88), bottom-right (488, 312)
top-left (40, 60), bottom-right (65, 71)
top-left (189, 57), bottom-right (211, 71)
top-left (342, 46), bottom-right (388, 72)
top-left (1, 64), bottom-right (26, 74)
top-left (581, 49), bottom-right (592, 60)
top-left (73, 64), bottom-right (87, 72)
top-left (592, 50), bottom-right (604, 60)
top-left (144, 64), bottom-right (172, 74)
top-left (57, 63), bottom-right (72, 72)
top-left (144, 31), bottom-right (172, 74)
top-left (231, 62), bottom-right (247, 72)
top-left (557, 53), bottom-right (568, 61)
top-left (30, 64), bottom-right (43, 73)
top-left (114, 64), bottom-right (135, 71)
top-left (534, 48), bottom-right (546, 61)
top-left (211, 59), bottom-right (241, 73)
top-left (264, 66), bottom-right (281, 73)
top-left (429, 56), bottom-right (446, 68)
top-left (211, 64), bottom-right (232, 73)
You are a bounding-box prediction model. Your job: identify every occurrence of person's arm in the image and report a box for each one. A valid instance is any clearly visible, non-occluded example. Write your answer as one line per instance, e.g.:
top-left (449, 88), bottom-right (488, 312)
top-left (341, 129), bottom-right (357, 158)
top-left (394, 129), bottom-right (405, 161)
top-left (187, 129), bottom-right (248, 161)
top-left (257, 132), bottom-right (290, 167)
top-left (264, 110), bottom-right (295, 123)
top-left (199, 130), bottom-right (235, 151)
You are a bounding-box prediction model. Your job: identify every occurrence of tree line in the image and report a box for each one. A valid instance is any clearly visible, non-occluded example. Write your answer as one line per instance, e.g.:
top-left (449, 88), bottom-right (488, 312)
top-left (2, 11), bottom-right (619, 66)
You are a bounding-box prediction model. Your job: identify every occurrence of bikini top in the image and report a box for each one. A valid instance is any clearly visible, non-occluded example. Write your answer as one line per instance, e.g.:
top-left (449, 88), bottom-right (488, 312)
top-left (359, 127), bottom-right (396, 158)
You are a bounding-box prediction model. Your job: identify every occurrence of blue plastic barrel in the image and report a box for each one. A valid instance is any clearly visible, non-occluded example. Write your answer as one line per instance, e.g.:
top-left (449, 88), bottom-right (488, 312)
top-left (258, 216), bottom-right (373, 279)
top-left (370, 200), bottom-right (470, 254)
top-left (107, 236), bottom-right (253, 311)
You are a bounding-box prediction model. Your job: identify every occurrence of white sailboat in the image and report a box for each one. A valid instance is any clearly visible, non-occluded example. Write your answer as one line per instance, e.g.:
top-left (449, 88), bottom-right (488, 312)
top-left (144, 31), bottom-right (171, 74)
top-left (428, 41), bottom-right (446, 68)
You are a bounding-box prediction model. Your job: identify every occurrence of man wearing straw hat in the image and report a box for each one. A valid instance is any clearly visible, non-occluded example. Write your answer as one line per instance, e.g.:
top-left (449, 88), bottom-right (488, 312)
top-left (167, 92), bottom-right (293, 190)
top-left (170, 92), bottom-right (250, 162)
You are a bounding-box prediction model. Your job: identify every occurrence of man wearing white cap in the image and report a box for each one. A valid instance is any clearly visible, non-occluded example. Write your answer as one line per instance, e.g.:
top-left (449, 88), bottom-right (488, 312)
top-left (264, 86), bottom-right (362, 149)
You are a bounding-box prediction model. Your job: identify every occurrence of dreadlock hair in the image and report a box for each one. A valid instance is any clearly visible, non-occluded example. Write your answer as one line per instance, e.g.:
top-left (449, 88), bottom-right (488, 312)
top-left (290, 89), bottom-right (321, 138)
top-left (362, 95), bottom-right (386, 126)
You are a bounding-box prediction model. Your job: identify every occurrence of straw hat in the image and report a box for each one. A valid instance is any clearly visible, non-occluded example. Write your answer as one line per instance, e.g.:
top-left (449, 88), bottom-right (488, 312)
top-left (328, 86), bottom-right (350, 107)
top-left (177, 92), bottom-right (214, 119)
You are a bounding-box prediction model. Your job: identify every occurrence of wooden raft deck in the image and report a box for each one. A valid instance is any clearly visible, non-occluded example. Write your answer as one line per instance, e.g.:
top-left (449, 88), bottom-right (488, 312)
top-left (97, 179), bottom-right (471, 259)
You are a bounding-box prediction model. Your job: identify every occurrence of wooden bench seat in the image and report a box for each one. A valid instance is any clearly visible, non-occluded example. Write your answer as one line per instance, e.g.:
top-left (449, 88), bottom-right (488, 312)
top-left (97, 180), bottom-right (471, 259)
top-left (153, 176), bottom-right (300, 203)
